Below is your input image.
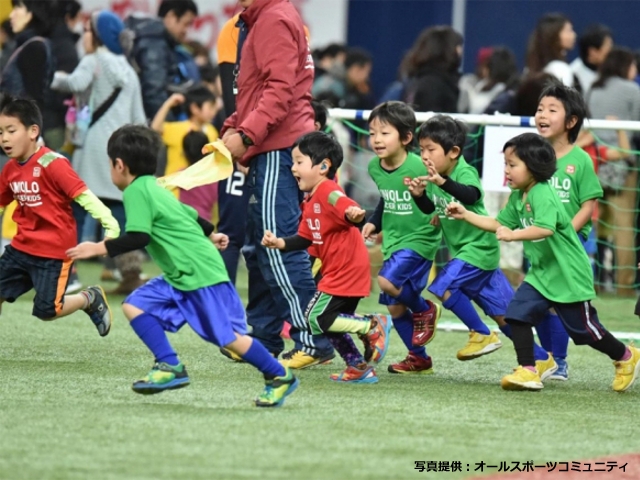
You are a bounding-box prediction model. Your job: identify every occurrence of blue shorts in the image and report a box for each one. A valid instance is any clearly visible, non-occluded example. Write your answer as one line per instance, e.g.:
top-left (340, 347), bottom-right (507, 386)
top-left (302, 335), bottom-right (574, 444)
top-left (578, 229), bottom-right (597, 256)
top-left (378, 249), bottom-right (431, 306)
top-left (428, 258), bottom-right (513, 316)
top-left (125, 277), bottom-right (247, 347)
top-left (505, 282), bottom-right (606, 345)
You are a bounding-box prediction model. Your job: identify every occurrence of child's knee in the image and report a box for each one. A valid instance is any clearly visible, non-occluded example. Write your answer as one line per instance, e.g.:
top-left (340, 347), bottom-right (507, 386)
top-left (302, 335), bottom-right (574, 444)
top-left (387, 304), bottom-right (407, 318)
top-left (378, 276), bottom-right (400, 296)
top-left (122, 303), bottom-right (144, 321)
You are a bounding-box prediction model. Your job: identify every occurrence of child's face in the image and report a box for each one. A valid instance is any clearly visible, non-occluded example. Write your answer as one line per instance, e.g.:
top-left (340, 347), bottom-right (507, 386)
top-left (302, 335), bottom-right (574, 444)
top-left (419, 137), bottom-right (456, 174)
top-left (109, 157), bottom-right (129, 191)
top-left (347, 63), bottom-right (371, 86)
top-left (291, 146), bottom-right (326, 193)
top-left (0, 114), bottom-right (39, 160)
top-left (192, 100), bottom-right (218, 124)
top-left (368, 117), bottom-right (408, 161)
top-left (535, 96), bottom-right (573, 142)
top-left (504, 147), bottom-right (535, 190)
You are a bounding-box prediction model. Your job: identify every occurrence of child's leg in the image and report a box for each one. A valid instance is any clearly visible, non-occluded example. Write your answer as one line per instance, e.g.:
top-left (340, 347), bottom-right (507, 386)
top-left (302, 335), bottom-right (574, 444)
top-left (428, 260), bottom-right (491, 335)
top-left (19, 252), bottom-right (113, 335)
top-left (378, 250), bottom-right (439, 346)
top-left (387, 304), bottom-right (428, 359)
top-left (123, 303), bottom-right (180, 366)
top-left (122, 278), bottom-right (191, 394)
top-left (224, 333), bottom-right (285, 378)
top-left (306, 292), bottom-right (390, 365)
top-left (327, 333), bottom-right (366, 367)
top-left (499, 283), bottom-right (553, 390)
top-left (553, 301), bottom-right (640, 391)
top-left (181, 281), bottom-right (298, 406)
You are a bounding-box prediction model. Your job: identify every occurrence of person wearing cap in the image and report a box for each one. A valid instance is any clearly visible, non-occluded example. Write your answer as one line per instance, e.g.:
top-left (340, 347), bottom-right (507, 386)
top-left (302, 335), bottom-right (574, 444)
top-left (51, 10), bottom-right (147, 296)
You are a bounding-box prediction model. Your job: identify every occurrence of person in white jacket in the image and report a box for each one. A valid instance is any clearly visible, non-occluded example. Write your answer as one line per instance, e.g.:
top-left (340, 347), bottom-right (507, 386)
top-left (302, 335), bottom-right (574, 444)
top-left (52, 10), bottom-right (147, 295)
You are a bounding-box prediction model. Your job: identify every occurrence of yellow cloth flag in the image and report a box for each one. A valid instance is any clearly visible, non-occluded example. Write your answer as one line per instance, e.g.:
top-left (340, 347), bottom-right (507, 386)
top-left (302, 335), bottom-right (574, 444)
top-left (157, 139), bottom-right (233, 191)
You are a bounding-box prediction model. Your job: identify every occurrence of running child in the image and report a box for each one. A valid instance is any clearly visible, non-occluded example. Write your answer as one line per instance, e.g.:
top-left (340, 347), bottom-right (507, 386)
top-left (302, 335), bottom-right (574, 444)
top-left (534, 81), bottom-right (603, 380)
top-left (361, 101), bottom-right (441, 374)
top-left (405, 115), bottom-right (554, 376)
top-left (0, 95), bottom-right (116, 335)
top-left (447, 132), bottom-right (639, 392)
top-left (67, 125), bottom-right (298, 407)
top-left (262, 131), bottom-right (391, 383)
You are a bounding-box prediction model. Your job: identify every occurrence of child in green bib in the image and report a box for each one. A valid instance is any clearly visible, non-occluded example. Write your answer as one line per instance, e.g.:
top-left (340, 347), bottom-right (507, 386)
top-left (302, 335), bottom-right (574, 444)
top-left (447, 132), bottom-right (639, 392)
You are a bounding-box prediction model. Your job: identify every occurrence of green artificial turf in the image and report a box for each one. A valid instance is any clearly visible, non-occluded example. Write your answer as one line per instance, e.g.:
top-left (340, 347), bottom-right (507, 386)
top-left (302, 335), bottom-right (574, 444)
top-left (1, 261), bottom-right (639, 480)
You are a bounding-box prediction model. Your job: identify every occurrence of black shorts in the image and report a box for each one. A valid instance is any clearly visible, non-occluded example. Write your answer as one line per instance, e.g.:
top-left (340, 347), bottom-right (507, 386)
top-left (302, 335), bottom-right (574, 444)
top-left (0, 245), bottom-right (72, 319)
top-left (635, 296), bottom-right (640, 317)
top-left (305, 291), bottom-right (362, 335)
top-left (505, 282), bottom-right (607, 345)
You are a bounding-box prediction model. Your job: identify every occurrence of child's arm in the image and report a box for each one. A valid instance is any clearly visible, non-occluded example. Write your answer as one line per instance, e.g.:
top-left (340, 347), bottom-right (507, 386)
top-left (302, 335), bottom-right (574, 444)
top-left (446, 202), bottom-right (501, 232)
top-left (362, 197), bottom-right (384, 240)
top-left (423, 159), bottom-right (481, 205)
top-left (447, 202), bottom-right (553, 241)
top-left (344, 205), bottom-right (366, 224)
top-left (496, 225), bottom-right (553, 242)
top-left (604, 127), bottom-right (631, 161)
top-left (262, 230), bottom-right (312, 251)
top-left (73, 190), bottom-right (120, 239)
top-left (571, 199), bottom-right (597, 233)
top-left (150, 93), bottom-right (185, 134)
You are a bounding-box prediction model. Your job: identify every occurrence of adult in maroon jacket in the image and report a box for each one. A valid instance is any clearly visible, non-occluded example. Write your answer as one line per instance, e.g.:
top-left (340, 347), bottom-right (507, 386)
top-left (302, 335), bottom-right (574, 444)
top-left (221, 0), bottom-right (333, 365)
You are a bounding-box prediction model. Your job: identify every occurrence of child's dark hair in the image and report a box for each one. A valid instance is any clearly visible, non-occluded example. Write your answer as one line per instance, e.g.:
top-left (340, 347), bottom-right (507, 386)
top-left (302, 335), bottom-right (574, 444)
top-left (578, 23), bottom-right (612, 64)
top-left (345, 47), bottom-right (372, 69)
top-left (108, 125), bottom-right (161, 176)
top-left (158, 0), bottom-right (198, 18)
top-left (368, 101), bottom-right (416, 147)
top-left (182, 130), bottom-right (208, 165)
top-left (417, 114), bottom-right (467, 159)
top-left (293, 131), bottom-right (343, 180)
top-left (538, 80), bottom-right (587, 143)
top-left (592, 46), bottom-right (635, 90)
top-left (0, 95), bottom-right (43, 134)
top-left (503, 133), bottom-right (556, 183)
top-left (311, 99), bottom-right (328, 131)
top-left (185, 84), bottom-right (216, 109)
top-left (199, 63), bottom-right (220, 84)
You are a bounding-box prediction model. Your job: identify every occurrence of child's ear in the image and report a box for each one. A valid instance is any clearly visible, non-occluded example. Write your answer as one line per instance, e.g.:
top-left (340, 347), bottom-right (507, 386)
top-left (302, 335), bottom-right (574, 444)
top-left (114, 158), bottom-right (126, 172)
top-left (28, 124), bottom-right (40, 141)
top-left (566, 115), bottom-right (578, 131)
top-left (449, 146), bottom-right (461, 159)
top-left (314, 121), bottom-right (321, 131)
top-left (402, 131), bottom-right (414, 146)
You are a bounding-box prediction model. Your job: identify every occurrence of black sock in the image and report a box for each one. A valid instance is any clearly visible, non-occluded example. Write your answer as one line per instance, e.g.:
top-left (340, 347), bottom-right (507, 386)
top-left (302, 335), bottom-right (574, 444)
top-left (509, 320), bottom-right (535, 367)
top-left (590, 331), bottom-right (627, 361)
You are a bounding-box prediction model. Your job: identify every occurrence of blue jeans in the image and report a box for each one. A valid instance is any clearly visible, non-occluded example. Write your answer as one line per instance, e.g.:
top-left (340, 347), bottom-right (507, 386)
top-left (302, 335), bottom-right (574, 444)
top-left (243, 149), bottom-right (332, 357)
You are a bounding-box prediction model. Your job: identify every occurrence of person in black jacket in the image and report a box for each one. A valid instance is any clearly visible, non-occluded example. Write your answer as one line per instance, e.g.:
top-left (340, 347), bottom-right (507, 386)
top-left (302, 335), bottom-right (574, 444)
top-left (402, 26), bottom-right (463, 114)
top-left (46, 0), bottom-right (81, 151)
top-left (125, 0), bottom-right (200, 120)
top-left (1, 1), bottom-right (56, 139)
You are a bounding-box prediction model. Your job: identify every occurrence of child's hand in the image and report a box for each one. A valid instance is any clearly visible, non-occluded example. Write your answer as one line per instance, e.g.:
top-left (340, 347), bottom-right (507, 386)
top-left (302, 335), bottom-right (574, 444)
top-left (445, 202), bottom-right (467, 219)
top-left (362, 222), bottom-right (377, 242)
top-left (211, 233), bottom-right (229, 250)
top-left (168, 93), bottom-right (185, 107)
top-left (405, 176), bottom-right (427, 197)
top-left (430, 215), bottom-right (441, 227)
top-left (496, 226), bottom-right (514, 242)
top-left (345, 206), bottom-right (366, 223)
top-left (66, 241), bottom-right (106, 260)
top-left (425, 160), bottom-right (445, 186)
top-left (262, 230), bottom-right (282, 249)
